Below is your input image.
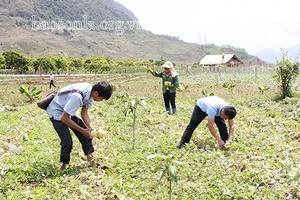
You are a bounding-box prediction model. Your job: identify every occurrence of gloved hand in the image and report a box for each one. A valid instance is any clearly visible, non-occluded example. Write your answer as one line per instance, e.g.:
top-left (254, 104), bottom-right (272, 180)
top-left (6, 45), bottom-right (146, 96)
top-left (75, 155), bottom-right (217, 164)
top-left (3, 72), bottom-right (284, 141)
top-left (164, 81), bottom-right (174, 88)
top-left (164, 81), bottom-right (170, 87)
top-left (147, 67), bottom-right (154, 74)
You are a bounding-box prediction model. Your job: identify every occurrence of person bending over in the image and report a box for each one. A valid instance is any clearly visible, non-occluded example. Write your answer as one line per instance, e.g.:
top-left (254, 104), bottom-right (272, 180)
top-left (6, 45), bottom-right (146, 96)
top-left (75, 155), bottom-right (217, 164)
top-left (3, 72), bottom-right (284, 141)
top-left (178, 96), bottom-right (236, 149)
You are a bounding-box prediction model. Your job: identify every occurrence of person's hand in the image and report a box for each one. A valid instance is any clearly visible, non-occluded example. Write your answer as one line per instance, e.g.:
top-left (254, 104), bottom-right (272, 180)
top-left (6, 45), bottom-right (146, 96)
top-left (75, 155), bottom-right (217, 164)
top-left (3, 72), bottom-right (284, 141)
top-left (168, 83), bottom-right (174, 88)
top-left (217, 139), bottom-right (225, 148)
top-left (147, 67), bottom-right (154, 74)
top-left (164, 82), bottom-right (174, 87)
top-left (225, 139), bottom-right (232, 146)
top-left (82, 128), bottom-right (92, 139)
top-left (164, 81), bottom-right (170, 87)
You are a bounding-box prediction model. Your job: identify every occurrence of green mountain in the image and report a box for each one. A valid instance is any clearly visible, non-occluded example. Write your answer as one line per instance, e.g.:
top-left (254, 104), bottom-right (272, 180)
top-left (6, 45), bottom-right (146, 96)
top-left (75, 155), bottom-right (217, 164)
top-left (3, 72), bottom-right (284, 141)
top-left (0, 0), bottom-right (262, 64)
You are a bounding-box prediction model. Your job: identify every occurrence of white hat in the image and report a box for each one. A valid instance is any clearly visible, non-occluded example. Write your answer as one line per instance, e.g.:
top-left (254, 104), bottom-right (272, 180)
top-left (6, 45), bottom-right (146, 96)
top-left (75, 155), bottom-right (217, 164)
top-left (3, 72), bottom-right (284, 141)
top-left (162, 61), bottom-right (173, 68)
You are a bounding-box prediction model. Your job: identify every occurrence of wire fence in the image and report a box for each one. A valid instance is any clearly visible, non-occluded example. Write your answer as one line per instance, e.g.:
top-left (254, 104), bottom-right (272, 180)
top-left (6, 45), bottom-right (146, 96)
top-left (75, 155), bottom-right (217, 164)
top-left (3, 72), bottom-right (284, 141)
top-left (176, 65), bottom-right (277, 86)
top-left (1, 65), bottom-right (300, 90)
top-left (175, 65), bottom-right (300, 95)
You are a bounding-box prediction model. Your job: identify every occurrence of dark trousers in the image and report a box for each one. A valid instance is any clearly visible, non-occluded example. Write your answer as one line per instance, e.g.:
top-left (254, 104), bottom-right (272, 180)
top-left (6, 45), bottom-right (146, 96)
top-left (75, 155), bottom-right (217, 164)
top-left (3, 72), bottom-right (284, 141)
top-left (163, 91), bottom-right (176, 109)
top-left (50, 116), bottom-right (94, 164)
top-left (50, 80), bottom-right (56, 88)
top-left (180, 105), bottom-right (228, 144)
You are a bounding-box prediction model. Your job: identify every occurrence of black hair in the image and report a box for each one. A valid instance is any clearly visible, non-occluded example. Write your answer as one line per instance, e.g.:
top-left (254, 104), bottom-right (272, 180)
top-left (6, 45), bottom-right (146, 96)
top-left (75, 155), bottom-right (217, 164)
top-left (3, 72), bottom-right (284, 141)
top-left (223, 106), bottom-right (236, 119)
top-left (92, 81), bottom-right (112, 100)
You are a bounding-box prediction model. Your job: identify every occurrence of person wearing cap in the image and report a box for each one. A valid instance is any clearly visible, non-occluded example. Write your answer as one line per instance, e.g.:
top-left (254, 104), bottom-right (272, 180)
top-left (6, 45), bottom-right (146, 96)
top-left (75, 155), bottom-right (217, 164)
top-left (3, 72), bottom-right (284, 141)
top-left (46, 81), bottom-right (113, 170)
top-left (178, 96), bottom-right (236, 149)
top-left (147, 61), bottom-right (179, 114)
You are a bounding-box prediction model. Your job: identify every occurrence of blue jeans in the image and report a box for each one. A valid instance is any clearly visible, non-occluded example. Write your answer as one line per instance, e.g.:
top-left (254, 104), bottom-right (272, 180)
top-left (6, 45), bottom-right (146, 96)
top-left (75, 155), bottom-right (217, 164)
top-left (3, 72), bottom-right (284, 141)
top-left (50, 116), bottom-right (94, 164)
top-left (180, 105), bottom-right (228, 145)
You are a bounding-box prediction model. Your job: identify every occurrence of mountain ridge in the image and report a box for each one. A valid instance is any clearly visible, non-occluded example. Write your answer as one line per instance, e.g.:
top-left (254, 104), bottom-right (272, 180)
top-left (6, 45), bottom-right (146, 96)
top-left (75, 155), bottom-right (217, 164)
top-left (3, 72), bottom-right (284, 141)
top-left (255, 44), bottom-right (300, 64)
top-left (0, 0), bottom-right (262, 65)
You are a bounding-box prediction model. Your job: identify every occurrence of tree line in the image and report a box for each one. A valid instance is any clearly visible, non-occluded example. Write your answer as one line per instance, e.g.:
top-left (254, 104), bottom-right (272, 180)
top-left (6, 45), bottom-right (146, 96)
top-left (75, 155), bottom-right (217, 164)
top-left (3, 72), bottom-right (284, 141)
top-left (0, 50), bottom-right (167, 74)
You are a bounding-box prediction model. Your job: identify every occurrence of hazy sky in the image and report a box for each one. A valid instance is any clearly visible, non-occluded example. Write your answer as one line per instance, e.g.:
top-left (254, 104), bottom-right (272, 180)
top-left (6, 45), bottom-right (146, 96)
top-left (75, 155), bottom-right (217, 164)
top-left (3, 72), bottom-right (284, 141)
top-left (114, 0), bottom-right (300, 55)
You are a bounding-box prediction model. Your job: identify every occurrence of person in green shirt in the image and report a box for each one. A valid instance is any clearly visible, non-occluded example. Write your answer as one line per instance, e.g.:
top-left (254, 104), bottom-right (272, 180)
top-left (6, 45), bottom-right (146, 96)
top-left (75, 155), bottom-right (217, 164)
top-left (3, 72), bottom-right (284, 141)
top-left (148, 61), bottom-right (179, 114)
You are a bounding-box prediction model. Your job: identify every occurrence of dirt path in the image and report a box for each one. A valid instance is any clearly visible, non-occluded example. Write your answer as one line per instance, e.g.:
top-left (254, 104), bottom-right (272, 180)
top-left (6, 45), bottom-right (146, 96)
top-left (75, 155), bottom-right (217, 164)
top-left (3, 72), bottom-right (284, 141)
top-left (0, 74), bottom-right (143, 86)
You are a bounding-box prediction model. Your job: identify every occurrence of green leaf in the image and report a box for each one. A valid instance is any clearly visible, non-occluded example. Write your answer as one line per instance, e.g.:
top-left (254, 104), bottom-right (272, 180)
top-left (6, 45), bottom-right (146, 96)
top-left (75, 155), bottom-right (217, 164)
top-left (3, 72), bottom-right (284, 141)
top-left (171, 174), bottom-right (178, 184)
top-left (153, 166), bottom-right (163, 173)
top-left (147, 154), bottom-right (163, 160)
top-left (157, 170), bottom-right (166, 183)
top-left (130, 100), bottom-right (136, 107)
top-left (169, 166), bottom-right (176, 177)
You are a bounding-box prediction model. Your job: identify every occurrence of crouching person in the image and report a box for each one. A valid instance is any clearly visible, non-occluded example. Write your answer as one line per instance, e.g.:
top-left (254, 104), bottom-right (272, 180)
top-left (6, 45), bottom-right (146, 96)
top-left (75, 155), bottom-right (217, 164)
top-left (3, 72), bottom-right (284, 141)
top-left (46, 81), bottom-right (113, 170)
top-left (178, 96), bottom-right (236, 149)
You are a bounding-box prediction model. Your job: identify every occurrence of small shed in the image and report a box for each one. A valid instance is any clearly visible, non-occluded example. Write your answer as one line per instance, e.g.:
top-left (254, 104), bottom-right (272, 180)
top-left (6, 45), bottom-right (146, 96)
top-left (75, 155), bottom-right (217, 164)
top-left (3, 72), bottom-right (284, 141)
top-left (199, 54), bottom-right (243, 67)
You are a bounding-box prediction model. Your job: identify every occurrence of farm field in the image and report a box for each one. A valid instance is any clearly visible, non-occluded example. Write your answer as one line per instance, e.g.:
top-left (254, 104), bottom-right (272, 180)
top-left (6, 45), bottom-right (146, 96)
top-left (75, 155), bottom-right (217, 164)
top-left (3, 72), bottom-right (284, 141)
top-left (0, 67), bottom-right (300, 199)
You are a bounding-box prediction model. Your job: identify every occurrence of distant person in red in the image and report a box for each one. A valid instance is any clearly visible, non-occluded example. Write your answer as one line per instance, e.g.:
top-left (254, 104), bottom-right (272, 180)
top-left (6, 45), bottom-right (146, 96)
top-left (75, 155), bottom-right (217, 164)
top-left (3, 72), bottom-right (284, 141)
top-left (50, 73), bottom-right (56, 88)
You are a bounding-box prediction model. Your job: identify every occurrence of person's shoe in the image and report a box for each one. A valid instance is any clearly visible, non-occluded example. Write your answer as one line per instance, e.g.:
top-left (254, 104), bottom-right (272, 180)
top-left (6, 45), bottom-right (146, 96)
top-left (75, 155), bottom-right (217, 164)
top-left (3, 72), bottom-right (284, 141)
top-left (89, 159), bottom-right (95, 167)
top-left (166, 107), bottom-right (170, 115)
top-left (87, 153), bottom-right (95, 167)
top-left (60, 163), bottom-right (67, 170)
top-left (96, 163), bottom-right (109, 170)
top-left (172, 108), bottom-right (177, 114)
top-left (177, 143), bottom-right (186, 149)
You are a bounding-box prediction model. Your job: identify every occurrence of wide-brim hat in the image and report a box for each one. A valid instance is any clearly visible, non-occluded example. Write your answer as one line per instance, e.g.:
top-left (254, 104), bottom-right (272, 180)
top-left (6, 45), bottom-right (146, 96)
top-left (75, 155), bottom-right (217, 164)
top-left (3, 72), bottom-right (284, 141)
top-left (162, 61), bottom-right (173, 68)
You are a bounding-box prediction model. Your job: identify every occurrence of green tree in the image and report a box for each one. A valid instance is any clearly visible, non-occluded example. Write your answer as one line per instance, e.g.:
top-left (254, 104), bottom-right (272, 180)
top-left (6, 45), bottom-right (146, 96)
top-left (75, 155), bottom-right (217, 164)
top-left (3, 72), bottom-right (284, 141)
top-left (154, 57), bottom-right (167, 66)
top-left (2, 50), bottom-right (29, 73)
top-left (96, 57), bottom-right (111, 73)
top-left (0, 55), bottom-right (6, 69)
top-left (33, 57), bottom-right (55, 73)
top-left (69, 57), bottom-right (84, 72)
top-left (32, 58), bottom-right (43, 73)
top-left (84, 57), bottom-right (113, 74)
top-left (274, 49), bottom-right (300, 99)
top-left (50, 56), bottom-right (67, 73)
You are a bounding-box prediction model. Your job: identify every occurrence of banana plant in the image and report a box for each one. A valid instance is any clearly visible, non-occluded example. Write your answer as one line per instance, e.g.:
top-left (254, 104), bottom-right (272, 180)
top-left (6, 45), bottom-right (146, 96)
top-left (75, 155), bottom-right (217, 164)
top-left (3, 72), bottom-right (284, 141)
top-left (177, 82), bottom-right (188, 92)
top-left (258, 84), bottom-right (270, 94)
top-left (201, 89), bottom-right (214, 97)
top-left (18, 85), bottom-right (42, 102)
top-left (222, 80), bottom-right (237, 92)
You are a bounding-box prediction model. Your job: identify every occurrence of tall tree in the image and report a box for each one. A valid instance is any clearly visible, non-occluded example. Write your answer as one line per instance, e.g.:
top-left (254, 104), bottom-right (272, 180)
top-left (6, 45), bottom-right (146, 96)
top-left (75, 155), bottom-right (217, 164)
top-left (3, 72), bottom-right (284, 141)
top-left (32, 57), bottom-right (55, 73)
top-left (274, 49), bottom-right (300, 99)
top-left (0, 55), bottom-right (6, 69)
top-left (2, 50), bottom-right (29, 73)
top-left (50, 56), bottom-right (68, 73)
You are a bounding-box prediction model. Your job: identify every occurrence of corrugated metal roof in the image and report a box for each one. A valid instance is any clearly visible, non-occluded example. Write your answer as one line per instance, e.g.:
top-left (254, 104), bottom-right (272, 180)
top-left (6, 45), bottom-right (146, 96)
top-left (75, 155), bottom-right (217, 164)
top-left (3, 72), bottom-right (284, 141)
top-left (200, 54), bottom-right (235, 65)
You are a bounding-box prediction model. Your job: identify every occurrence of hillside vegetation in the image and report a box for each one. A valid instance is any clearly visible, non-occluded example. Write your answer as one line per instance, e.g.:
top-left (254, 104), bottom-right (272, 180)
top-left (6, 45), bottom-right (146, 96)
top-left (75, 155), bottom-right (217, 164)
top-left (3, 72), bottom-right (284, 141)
top-left (0, 0), bottom-right (262, 64)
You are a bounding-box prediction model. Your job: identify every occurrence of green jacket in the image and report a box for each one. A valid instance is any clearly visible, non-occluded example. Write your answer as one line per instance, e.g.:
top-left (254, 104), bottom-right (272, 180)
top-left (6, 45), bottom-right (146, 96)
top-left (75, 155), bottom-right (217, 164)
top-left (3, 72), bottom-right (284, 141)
top-left (152, 71), bottom-right (179, 93)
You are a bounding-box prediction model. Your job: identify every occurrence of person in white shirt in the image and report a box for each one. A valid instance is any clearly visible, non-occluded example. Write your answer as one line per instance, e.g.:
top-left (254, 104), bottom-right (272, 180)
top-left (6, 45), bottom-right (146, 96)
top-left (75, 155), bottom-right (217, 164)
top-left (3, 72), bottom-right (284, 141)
top-left (49, 73), bottom-right (56, 88)
top-left (47, 81), bottom-right (113, 170)
top-left (178, 96), bottom-right (236, 149)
